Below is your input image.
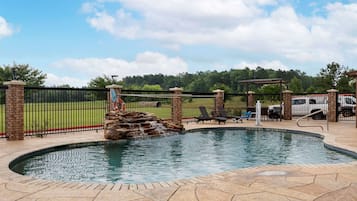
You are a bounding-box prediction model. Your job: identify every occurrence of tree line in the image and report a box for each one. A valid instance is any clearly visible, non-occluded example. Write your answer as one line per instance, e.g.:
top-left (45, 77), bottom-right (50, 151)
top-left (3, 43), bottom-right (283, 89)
top-left (0, 62), bottom-right (355, 95)
top-left (89, 62), bottom-right (355, 94)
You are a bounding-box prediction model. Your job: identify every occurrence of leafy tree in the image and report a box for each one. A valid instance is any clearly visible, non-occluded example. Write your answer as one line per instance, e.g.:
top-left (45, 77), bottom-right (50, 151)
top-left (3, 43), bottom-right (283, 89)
top-left (86, 64), bottom-right (355, 93)
top-left (142, 84), bottom-right (163, 91)
top-left (0, 63), bottom-right (46, 86)
top-left (289, 76), bottom-right (303, 93)
top-left (317, 62), bottom-right (347, 90)
top-left (186, 77), bottom-right (209, 92)
top-left (209, 83), bottom-right (233, 94)
top-left (256, 84), bottom-right (284, 94)
top-left (337, 71), bottom-right (354, 93)
top-left (88, 75), bottom-right (122, 88)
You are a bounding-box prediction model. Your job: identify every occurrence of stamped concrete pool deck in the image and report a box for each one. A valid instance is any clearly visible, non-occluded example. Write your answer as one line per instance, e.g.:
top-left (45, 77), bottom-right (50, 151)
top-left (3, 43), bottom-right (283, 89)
top-left (0, 120), bottom-right (356, 201)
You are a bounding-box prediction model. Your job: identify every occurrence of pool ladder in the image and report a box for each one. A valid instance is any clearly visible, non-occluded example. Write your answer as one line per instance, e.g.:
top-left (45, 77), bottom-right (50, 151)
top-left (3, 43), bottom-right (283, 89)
top-left (296, 109), bottom-right (329, 131)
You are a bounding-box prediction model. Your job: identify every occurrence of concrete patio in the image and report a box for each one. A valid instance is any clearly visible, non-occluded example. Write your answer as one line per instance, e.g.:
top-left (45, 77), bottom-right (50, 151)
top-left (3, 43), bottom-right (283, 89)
top-left (0, 119), bottom-right (356, 201)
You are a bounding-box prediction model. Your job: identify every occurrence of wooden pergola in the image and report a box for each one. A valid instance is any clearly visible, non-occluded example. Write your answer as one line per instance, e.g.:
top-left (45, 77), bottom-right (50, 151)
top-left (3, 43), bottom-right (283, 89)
top-left (239, 78), bottom-right (286, 105)
top-left (239, 78), bottom-right (286, 120)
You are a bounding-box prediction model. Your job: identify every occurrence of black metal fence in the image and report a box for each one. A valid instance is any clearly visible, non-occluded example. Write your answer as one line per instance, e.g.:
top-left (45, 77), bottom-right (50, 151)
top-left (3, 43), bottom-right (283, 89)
top-left (181, 92), bottom-right (216, 119)
top-left (121, 89), bottom-right (172, 119)
top-left (0, 86), bottom-right (355, 138)
top-left (225, 93), bottom-right (281, 120)
top-left (338, 94), bottom-right (356, 121)
top-left (24, 87), bottom-right (108, 136)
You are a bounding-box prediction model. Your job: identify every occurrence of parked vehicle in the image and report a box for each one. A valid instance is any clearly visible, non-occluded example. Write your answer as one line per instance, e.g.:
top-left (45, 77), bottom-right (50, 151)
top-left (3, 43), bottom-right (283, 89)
top-left (268, 95), bottom-right (356, 120)
top-left (267, 105), bottom-right (282, 119)
top-left (291, 96), bottom-right (328, 120)
top-left (339, 95), bottom-right (356, 117)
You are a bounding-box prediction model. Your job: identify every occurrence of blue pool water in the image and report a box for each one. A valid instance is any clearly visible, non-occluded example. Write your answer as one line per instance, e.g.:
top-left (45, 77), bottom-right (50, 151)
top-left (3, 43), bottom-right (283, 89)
top-left (10, 128), bottom-right (355, 183)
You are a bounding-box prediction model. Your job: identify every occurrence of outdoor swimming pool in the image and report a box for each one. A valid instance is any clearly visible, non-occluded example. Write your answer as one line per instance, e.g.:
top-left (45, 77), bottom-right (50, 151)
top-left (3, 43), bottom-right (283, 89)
top-left (10, 128), bottom-right (355, 184)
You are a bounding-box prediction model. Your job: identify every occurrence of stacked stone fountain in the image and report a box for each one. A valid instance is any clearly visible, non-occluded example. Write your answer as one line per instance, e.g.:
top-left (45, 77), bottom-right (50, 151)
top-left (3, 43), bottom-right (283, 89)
top-left (104, 110), bottom-right (183, 140)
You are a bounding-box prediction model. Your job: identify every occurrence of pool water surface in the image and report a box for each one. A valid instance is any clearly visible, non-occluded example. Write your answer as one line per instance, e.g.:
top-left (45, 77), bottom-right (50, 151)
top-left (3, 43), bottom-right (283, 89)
top-left (10, 128), bottom-right (355, 183)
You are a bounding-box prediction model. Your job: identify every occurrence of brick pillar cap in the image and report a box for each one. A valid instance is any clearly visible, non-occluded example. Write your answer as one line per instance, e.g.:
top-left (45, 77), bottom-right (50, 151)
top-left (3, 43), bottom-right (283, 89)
top-left (213, 89), bottom-right (224, 93)
top-left (283, 90), bottom-right (293, 93)
top-left (169, 87), bottom-right (183, 91)
top-left (4, 80), bottom-right (26, 86)
top-left (105, 84), bottom-right (122, 89)
top-left (247, 91), bottom-right (255, 94)
top-left (327, 89), bottom-right (338, 93)
top-left (347, 71), bottom-right (357, 77)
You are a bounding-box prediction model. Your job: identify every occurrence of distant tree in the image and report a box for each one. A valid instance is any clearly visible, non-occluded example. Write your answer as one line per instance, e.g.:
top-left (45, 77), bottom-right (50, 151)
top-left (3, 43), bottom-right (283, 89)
top-left (306, 86), bottom-right (317, 93)
top-left (0, 63), bottom-right (46, 86)
top-left (289, 76), bottom-right (303, 93)
top-left (142, 84), bottom-right (163, 91)
top-left (88, 75), bottom-right (122, 88)
top-left (186, 77), bottom-right (210, 92)
top-left (317, 62), bottom-right (346, 90)
top-left (209, 83), bottom-right (233, 94)
top-left (337, 71), bottom-right (354, 93)
top-left (256, 84), bottom-right (283, 94)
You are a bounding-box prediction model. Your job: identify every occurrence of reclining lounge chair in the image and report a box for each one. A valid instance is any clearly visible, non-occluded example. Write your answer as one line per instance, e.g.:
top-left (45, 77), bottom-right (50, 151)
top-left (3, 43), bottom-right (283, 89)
top-left (195, 106), bottom-right (213, 123)
top-left (234, 111), bottom-right (252, 123)
top-left (195, 106), bottom-right (227, 124)
top-left (214, 106), bottom-right (229, 124)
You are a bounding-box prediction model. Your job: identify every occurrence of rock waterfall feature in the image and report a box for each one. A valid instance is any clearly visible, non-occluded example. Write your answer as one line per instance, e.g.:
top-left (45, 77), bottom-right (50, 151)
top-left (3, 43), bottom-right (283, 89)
top-left (104, 111), bottom-right (183, 140)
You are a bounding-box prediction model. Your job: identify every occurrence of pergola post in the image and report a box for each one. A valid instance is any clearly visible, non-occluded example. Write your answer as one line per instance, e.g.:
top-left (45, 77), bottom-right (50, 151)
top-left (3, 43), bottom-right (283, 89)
top-left (347, 71), bottom-right (357, 128)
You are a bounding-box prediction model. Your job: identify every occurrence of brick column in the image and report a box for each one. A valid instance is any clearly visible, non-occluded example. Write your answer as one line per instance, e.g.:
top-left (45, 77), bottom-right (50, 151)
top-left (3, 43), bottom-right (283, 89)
top-left (247, 91), bottom-right (255, 107)
top-left (347, 71), bottom-right (357, 128)
top-left (170, 87), bottom-right (183, 126)
top-left (283, 90), bottom-right (293, 120)
top-left (105, 84), bottom-right (122, 111)
top-left (5, 80), bottom-right (26, 140)
top-left (327, 89), bottom-right (338, 122)
top-left (213, 89), bottom-right (224, 113)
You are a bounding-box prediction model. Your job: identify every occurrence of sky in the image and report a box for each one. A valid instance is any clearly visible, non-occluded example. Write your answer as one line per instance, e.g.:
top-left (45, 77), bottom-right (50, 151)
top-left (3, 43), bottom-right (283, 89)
top-left (1, 0), bottom-right (357, 87)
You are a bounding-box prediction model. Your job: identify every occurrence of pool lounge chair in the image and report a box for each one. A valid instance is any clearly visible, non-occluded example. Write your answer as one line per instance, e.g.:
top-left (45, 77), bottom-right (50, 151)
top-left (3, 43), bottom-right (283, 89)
top-left (234, 111), bottom-right (252, 123)
top-left (195, 106), bottom-right (227, 124)
top-left (214, 106), bottom-right (228, 124)
top-left (195, 106), bottom-right (213, 123)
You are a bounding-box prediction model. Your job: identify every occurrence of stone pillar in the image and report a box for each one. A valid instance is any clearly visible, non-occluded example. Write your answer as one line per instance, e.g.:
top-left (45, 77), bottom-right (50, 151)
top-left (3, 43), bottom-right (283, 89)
top-left (283, 90), bottom-right (293, 120)
top-left (105, 84), bottom-right (123, 111)
top-left (213, 89), bottom-right (224, 113)
top-left (347, 71), bottom-right (357, 128)
top-left (5, 80), bottom-right (26, 140)
top-left (247, 91), bottom-right (255, 107)
top-left (170, 87), bottom-right (183, 126)
top-left (327, 89), bottom-right (338, 122)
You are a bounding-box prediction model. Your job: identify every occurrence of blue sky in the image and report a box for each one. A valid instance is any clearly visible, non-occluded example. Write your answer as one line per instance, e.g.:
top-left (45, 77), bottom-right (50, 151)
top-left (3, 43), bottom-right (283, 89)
top-left (1, 0), bottom-right (357, 87)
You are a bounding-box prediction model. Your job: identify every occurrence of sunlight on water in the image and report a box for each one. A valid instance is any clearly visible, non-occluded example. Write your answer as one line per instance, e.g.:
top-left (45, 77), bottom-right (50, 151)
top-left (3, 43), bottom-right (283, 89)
top-left (11, 129), bottom-right (355, 183)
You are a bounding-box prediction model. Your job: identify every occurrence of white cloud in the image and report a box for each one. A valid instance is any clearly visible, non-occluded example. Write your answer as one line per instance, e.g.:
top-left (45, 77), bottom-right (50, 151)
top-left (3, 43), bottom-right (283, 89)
top-left (235, 60), bottom-right (289, 71)
top-left (0, 16), bottom-right (13, 38)
top-left (50, 52), bottom-right (188, 84)
top-left (83, 1), bottom-right (357, 66)
top-left (45, 73), bottom-right (89, 87)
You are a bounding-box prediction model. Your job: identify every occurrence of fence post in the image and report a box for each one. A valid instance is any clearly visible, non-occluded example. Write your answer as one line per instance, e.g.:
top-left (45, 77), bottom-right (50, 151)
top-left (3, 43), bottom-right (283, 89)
top-left (283, 90), bottom-right (293, 120)
top-left (347, 71), bottom-right (357, 128)
top-left (247, 91), bottom-right (255, 107)
top-left (105, 84), bottom-right (123, 112)
top-left (170, 87), bottom-right (183, 126)
top-left (213, 89), bottom-right (224, 113)
top-left (327, 89), bottom-right (338, 122)
top-left (5, 80), bottom-right (26, 140)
